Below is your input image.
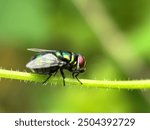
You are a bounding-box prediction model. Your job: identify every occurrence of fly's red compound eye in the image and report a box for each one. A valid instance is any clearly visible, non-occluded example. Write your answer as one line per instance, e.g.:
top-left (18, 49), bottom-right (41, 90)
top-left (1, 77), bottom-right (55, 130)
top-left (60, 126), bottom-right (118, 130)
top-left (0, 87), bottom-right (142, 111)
top-left (78, 55), bottom-right (86, 68)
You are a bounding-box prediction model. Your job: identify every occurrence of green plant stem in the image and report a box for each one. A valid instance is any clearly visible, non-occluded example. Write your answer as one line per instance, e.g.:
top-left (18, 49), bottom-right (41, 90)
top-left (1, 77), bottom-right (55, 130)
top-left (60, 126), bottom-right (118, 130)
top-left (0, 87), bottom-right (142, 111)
top-left (0, 69), bottom-right (150, 89)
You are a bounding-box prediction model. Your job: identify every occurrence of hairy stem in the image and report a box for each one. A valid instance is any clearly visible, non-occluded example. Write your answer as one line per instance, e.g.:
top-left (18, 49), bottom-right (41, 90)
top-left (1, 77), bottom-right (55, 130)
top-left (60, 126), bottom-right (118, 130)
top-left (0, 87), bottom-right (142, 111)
top-left (0, 69), bottom-right (150, 89)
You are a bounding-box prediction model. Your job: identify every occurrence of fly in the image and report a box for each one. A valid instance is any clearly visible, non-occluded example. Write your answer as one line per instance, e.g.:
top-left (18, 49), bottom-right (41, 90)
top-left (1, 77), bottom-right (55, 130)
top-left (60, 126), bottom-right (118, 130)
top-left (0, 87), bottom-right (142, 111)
top-left (26, 48), bottom-right (86, 86)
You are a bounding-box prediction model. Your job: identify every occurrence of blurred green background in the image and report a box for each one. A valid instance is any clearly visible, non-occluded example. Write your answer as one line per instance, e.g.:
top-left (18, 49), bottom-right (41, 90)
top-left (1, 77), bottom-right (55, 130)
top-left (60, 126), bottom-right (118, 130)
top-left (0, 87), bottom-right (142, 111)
top-left (0, 0), bottom-right (150, 112)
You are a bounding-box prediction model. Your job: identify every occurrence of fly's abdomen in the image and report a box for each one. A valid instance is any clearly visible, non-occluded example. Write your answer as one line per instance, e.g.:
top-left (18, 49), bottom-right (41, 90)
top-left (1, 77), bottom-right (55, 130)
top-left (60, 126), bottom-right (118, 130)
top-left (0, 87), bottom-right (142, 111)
top-left (33, 66), bottom-right (59, 74)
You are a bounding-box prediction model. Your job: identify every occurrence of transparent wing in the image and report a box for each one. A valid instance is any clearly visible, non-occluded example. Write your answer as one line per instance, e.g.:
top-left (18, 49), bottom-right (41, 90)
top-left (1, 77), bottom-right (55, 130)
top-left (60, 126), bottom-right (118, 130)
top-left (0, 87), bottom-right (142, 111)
top-left (27, 48), bottom-right (56, 53)
top-left (26, 53), bottom-right (65, 69)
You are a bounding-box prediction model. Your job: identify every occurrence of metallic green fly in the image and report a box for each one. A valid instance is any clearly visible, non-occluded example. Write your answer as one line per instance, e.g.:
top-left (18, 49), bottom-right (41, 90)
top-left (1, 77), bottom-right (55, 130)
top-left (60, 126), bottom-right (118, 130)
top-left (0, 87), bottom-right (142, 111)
top-left (26, 48), bottom-right (86, 86)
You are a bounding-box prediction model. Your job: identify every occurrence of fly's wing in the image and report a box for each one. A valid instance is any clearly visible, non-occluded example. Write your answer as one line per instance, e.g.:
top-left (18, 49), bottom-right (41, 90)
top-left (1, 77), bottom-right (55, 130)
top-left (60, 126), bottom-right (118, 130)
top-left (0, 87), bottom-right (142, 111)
top-left (26, 53), bottom-right (65, 69)
top-left (27, 48), bottom-right (56, 53)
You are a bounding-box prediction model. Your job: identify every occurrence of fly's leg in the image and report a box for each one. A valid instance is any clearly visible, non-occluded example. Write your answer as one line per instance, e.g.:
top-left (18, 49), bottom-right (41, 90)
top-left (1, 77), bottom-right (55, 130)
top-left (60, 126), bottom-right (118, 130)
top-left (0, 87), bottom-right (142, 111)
top-left (43, 68), bottom-right (59, 84)
top-left (42, 73), bottom-right (52, 84)
top-left (73, 72), bottom-right (82, 84)
top-left (53, 69), bottom-right (58, 76)
top-left (72, 72), bottom-right (75, 78)
top-left (43, 74), bottom-right (52, 84)
top-left (60, 68), bottom-right (65, 86)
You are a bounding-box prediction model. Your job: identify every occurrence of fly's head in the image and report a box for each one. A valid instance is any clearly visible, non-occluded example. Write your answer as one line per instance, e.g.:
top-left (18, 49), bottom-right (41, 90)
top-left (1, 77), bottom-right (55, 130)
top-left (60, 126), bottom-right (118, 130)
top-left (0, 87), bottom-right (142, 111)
top-left (76, 54), bottom-right (86, 73)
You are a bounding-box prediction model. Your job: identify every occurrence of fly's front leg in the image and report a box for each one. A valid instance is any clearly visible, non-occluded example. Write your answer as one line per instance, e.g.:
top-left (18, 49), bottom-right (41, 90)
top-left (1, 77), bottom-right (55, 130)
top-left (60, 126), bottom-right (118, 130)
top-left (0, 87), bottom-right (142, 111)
top-left (72, 71), bottom-right (83, 84)
top-left (75, 73), bottom-right (82, 84)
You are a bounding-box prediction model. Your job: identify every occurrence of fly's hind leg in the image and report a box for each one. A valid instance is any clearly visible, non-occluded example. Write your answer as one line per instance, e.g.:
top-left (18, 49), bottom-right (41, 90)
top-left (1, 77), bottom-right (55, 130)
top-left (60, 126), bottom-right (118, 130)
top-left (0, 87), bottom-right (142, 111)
top-left (53, 69), bottom-right (58, 76)
top-left (43, 67), bottom-right (59, 85)
top-left (42, 73), bottom-right (52, 84)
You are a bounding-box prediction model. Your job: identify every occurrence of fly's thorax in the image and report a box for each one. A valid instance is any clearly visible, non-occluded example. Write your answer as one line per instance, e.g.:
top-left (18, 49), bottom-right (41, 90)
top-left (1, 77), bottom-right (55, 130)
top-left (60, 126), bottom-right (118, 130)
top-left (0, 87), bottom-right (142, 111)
top-left (56, 51), bottom-right (79, 71)
top-left (54, 51), bottom-right (78, 65)
top-left (69, 53), bottom-right (78, 64)
top-left (55, 51), bottom-right (72, 63)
